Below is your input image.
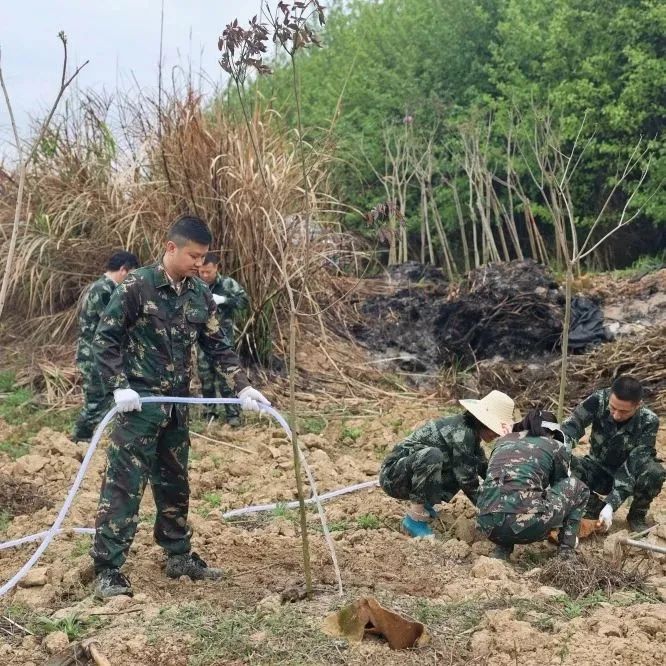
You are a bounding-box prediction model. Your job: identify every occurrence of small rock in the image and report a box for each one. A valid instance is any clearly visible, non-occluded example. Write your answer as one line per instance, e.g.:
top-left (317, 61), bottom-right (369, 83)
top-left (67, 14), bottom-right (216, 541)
top-left (635, 616), bottom-right (662, 636)
top-left (13, 583), bottom-right (56, 609)
top-left (440, 538), bottom-right (471, 560)
top-left (256, 593), bottom-right (282, 615)
top-left (610, 590), bottom-right (635, 604)
top-left (537, 585), bottom-right (565, 599)
top-left (597, 623), bottom-right (623, 637)
top-left (603, 529), bottom-right (629, 561)
top-left (19, 567), bottom-right (48, 588)
top-left (104, 594), bottom-right (133, 611)
top-left (43, 631), bottom-right (70, 655)
top-left (347, 531), bottom-right (364, 545)
top-left (14, 454), bottom-right (50, 475)
top-left (471, 540), bottom-right (494, 556)
top-left (125, 636), bottom-right (147, 654)
top-left (133, 593), bottom-right (149, 603)
top-left (471, 556), bottom-right (509, 580)
top-left (452, 515), bottom-right (476, 544)
top-left (470, 629), bottom-right (493, 657)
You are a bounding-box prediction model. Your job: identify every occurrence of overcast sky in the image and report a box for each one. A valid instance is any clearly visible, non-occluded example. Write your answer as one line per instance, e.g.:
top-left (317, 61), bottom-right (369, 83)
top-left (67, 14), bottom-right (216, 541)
top-left (0, 0), bottom-right (264, 158)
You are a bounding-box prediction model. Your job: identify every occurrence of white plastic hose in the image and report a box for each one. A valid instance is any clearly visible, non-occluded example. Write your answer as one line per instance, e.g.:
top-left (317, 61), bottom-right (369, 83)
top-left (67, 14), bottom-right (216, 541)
top-left (0, 397), bottom-right (356, 598)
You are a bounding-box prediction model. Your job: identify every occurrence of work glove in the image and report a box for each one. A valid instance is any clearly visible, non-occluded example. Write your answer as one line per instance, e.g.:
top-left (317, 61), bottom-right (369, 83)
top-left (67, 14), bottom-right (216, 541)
top-left (597, 503), bottom-right (613, 532)
top-left (238, 386), bottom-right (271, 412)
top-left (212, 294), bottom-right (228, 306)
top-left (113, 388), bottom-right (142, 413)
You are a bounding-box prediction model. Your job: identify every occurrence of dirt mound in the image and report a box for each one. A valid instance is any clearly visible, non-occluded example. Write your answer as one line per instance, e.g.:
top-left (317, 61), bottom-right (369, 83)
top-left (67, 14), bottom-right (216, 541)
top-left (0, 473), bottom-right (53, 516)
top-left (434, 260), bottom-right (564, 364)
top-left (351, 282), bottom-right (448, 374)
top-left (471, 324), bottom-right (666, 412)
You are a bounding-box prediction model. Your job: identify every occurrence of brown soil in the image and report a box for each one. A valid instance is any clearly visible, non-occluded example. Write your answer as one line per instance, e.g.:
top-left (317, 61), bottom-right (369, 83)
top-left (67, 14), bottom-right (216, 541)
top-left (0, 392), bottom-right (664, 666)
top-left (0, 473), bottom-right (53, 516)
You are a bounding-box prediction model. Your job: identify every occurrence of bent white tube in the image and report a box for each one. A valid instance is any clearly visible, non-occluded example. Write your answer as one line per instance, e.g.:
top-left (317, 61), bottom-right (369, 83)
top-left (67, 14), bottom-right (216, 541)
top-left (222, 480), bottom-right (379, 519)
top-left (0, 405), bottom-right (117, 598)
top-left (0, 527), bottom-right (95, 551)
top-left (0, 397), bottom-right (346, 597)
top-left (1, 481), bottom-right (379, 545)
top-left (0, 480), bottom-right (379, 548)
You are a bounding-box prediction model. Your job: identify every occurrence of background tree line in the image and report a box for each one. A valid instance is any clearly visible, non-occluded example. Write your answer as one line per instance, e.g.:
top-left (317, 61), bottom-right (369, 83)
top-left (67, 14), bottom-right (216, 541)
top-left (252, 0), bottom-right (665, 271)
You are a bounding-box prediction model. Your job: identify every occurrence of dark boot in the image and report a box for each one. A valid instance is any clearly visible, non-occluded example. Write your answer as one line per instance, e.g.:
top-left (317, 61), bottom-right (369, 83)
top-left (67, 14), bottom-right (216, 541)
top-left (165, 552), bottom-right (224, 581)
top-left (556, 529), bottom-right (579, 558)
top-left (627, 510), bottom-right (649, 533)
top-left (226, 415), bottom-right (242, 428)
top-left (94, 569), bottom-right (133, 599)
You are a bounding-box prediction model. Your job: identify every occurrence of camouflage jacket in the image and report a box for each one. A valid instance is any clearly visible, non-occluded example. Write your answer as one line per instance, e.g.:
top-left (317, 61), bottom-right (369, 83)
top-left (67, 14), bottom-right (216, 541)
top-left (561, 388), bottom-right (660, 509)
top-left (387, 414), bottom-right (488, 504)
top-left (93, 263), bottom-right (249, 397)
top-left (477, 432), bottom-right (571, 515)
top-left (209, 274), bottom-right (248, 337)
top-left (76, 275), bottom-right (117, 366)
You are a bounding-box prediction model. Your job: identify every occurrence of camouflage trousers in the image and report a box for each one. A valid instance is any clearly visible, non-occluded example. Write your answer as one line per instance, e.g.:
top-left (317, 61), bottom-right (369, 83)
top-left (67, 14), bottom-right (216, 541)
top-left (477, 477), bottom-right (589, 548)
top-left (91, 403), bottom-right (192, 572)
top-left (72, 362), bottom-right (111, 440)
top-left (570, 452), bottom-right (666, 519)
top-left (196, 344), bottom-right (240, 420)
top-left (379, 445), bottom-right (463, 506)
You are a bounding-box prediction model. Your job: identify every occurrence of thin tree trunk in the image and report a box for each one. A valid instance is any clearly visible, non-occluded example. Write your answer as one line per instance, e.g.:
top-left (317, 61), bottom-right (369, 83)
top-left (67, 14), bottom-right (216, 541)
top-left (421, 183), bottom-right (435, 265)
top-left (558, 265), bottom-right (573, 421)
top-left (450, 181), bottom-right (470, 273)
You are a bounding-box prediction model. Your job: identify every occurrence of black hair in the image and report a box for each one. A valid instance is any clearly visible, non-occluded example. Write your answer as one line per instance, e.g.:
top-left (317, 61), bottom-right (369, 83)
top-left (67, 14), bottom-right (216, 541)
top-left (463, 411), bottom-right (485, 432)
top-left (107, 251), bottom-right (139, 271)
top-left (512, 408), bottom-right (557, 437)
top-left (202, 252), bottom-right (219, 266)
top-left (168, 215), bottom-right (212, 247)
top-left (611, 375), bottom-right (643, 403)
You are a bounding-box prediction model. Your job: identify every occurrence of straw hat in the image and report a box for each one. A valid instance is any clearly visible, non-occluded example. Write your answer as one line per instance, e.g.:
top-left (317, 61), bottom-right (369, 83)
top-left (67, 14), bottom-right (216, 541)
top-left (459, 390), bottom-right (515, 435)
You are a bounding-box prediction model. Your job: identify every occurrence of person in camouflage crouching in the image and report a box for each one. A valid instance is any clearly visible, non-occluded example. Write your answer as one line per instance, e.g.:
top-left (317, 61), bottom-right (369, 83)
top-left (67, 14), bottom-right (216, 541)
top-left (197, 253), bottom-right (249, 427)
top-left (90, 216), bottom-right (271, 599)
top-left (477, 409), bottom-right (589, 560)
top-left (380, 390), bottom-right (515, 539)
top-left (71, 250), bottom-right (139, 443)
top-left (562, 375), bottom-right (664, 533)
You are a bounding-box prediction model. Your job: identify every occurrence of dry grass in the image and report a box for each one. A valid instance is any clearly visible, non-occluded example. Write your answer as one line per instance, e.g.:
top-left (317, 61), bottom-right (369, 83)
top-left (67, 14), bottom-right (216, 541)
top-left (538, 553), bottom-right (647, 599)
top-left (0, 85), bottom-right (366, 366)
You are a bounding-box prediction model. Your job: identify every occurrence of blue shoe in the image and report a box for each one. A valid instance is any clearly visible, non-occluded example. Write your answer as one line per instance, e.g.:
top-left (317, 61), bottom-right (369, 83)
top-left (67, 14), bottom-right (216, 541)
top-left (424, 503), bottom-right (439, 520)
top-left (401, 516), bottom-right (435, 539)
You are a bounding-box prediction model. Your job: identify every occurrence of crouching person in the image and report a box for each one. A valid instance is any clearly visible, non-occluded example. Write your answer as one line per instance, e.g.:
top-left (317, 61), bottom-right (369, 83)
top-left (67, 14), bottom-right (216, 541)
top-left (380, 391), bottom-right (515, 539)
top-left (477, 410), bottom-right (590, 560)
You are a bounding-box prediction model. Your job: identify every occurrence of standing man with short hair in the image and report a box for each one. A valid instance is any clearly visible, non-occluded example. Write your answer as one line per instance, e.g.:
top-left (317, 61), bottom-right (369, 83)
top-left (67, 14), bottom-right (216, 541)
top-left (71, 250), bottom-right (140, 443)
top-left (197, 252), bottom-right (249, 427)
top-left (91, 215), bottom-right (270, 599)
top-left (563, 376), bottom-right (664, 533)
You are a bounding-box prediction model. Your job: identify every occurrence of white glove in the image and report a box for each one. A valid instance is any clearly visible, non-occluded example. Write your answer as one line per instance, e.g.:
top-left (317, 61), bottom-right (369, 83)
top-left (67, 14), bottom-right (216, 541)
top-left (212, 294), bottom-right (228, 305)
top-left (113, 388), bottom-right (142, 413)
top-left (238, 386), bottom-right (271, 412)
top-left (597, 504), bottom-right (613, 532)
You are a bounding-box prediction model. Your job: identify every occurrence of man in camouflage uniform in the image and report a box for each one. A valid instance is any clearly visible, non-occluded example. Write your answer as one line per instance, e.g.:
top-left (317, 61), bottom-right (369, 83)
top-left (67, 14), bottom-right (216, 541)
top-left (380, 390), bottom-right (515, 538)
top-left (562, 376), bottom-right (664, 533)
top-left (197, 253), bottom-right (249, 427)
top-left (477, 410), bottom-right (590, 560)
top-left (90, 216), bottom-right (271, 599)
top-left (71, 250), bottom-right (139, 443)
